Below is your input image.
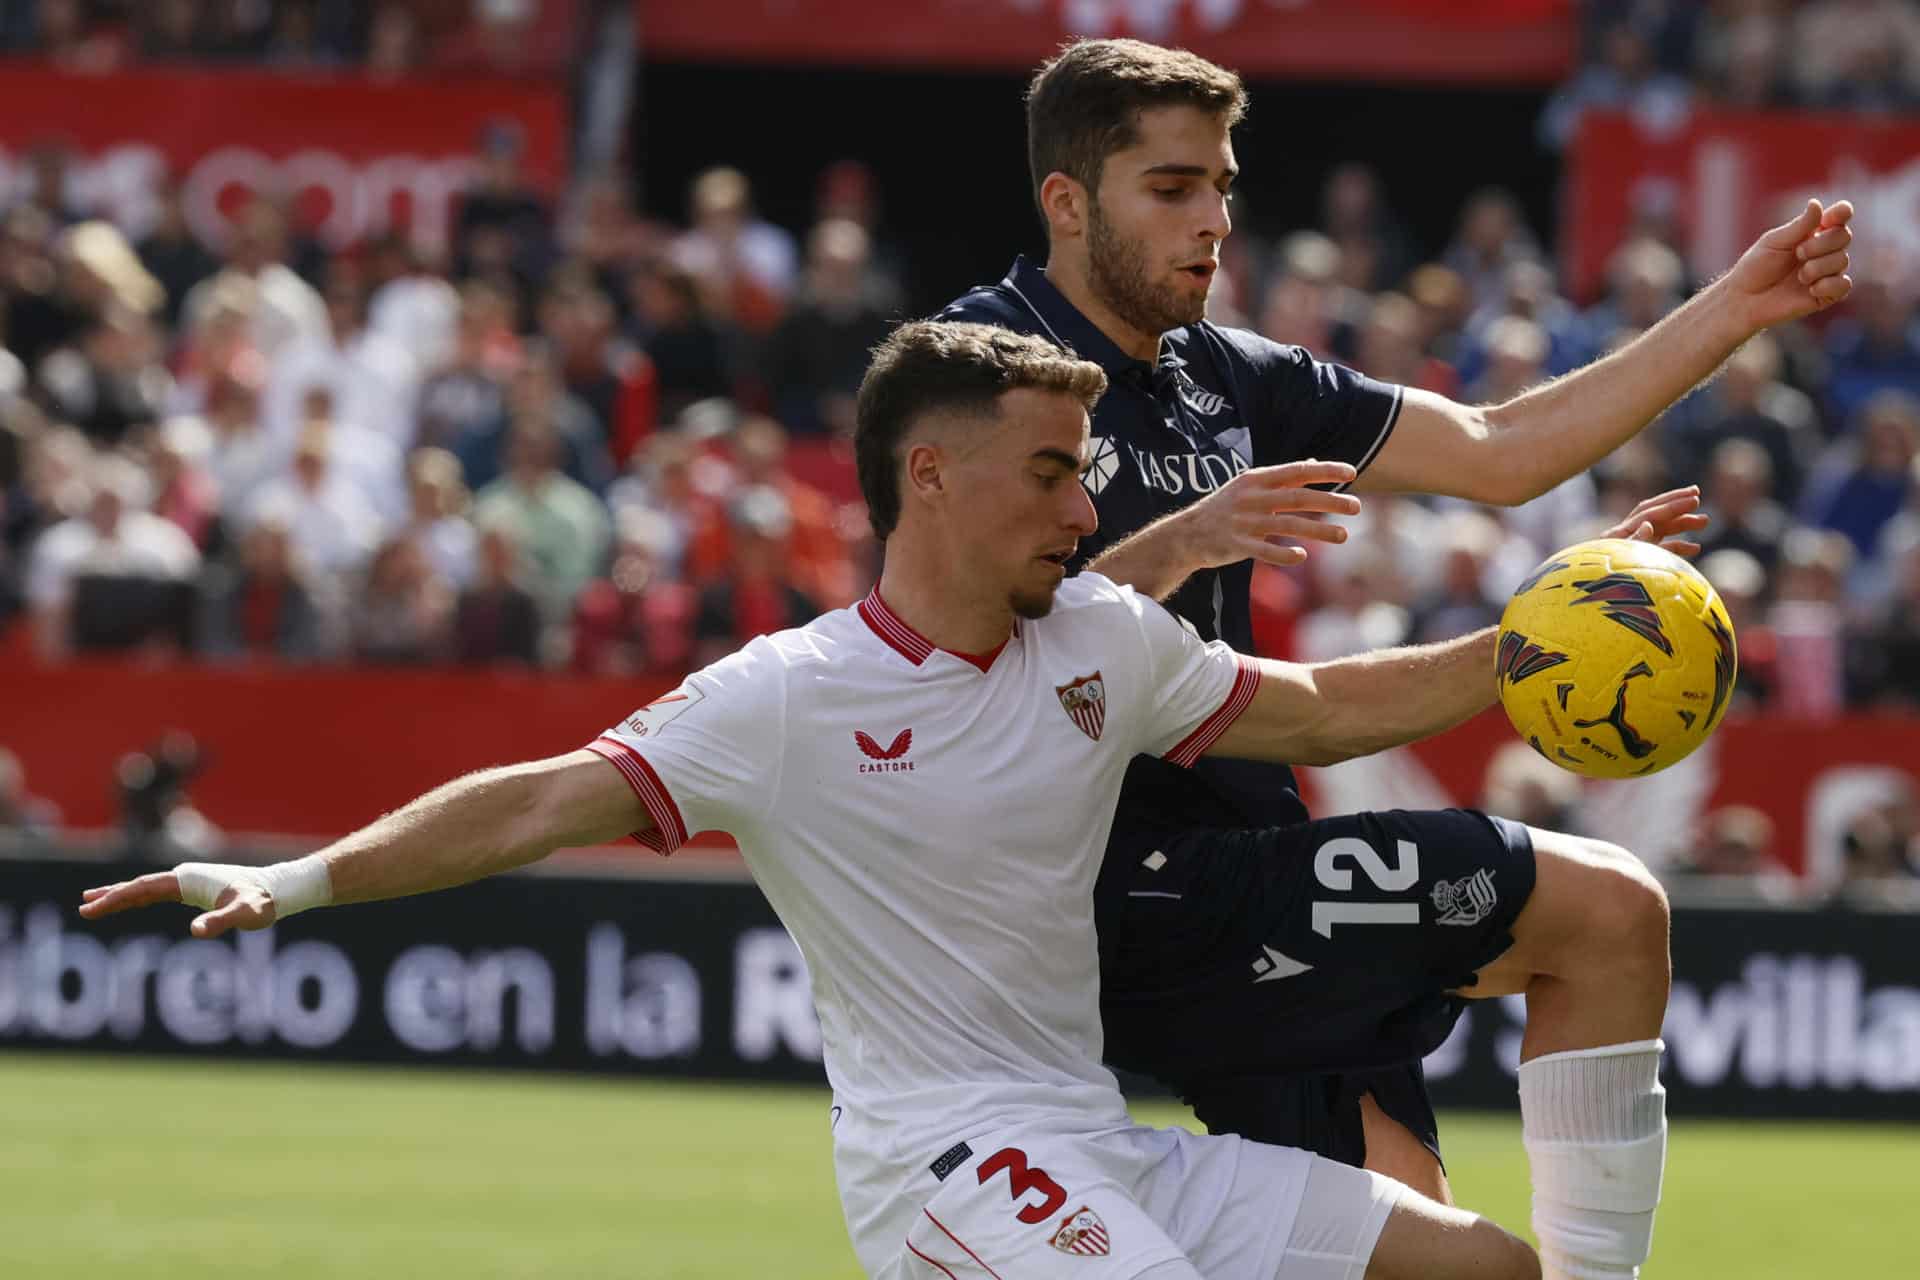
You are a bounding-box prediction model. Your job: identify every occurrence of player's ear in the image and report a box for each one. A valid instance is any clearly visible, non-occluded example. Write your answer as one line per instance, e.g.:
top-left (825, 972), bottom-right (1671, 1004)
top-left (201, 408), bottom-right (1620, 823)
top-left (1039, 171), bottom-right (1087, 240)
top-left (904, 438), bottom-right (947, 507)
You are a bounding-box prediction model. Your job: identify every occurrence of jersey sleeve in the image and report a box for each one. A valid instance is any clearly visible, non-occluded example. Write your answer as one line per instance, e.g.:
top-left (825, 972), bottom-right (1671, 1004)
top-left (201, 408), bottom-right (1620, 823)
top-left (1122, 587), bottom-right (1263, 767)
top-left (585, 637), bottom-right (786, 853)
top-left (1213, 326), bottom-right (1403, 484)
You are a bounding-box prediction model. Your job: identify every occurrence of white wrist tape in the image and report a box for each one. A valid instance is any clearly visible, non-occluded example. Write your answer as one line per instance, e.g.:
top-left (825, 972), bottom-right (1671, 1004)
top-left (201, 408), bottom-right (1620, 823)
top-left (174, 855), bottom-right (333, 920)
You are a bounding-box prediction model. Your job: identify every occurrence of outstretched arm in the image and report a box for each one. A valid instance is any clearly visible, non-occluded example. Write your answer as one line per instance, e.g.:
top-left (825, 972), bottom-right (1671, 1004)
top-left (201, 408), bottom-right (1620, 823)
top-left (78, 750), bottom-right (648, 937)
top-left (1357, 199), bottom-right (1854, 506)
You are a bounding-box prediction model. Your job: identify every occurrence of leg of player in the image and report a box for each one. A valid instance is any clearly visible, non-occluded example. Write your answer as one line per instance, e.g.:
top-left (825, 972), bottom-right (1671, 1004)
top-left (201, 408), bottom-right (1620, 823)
top-left (1359, 1092), bottom-right (1452, 1204)
top-left (1362, 1183), bottom-right (1540, 1280)
top-left (1463, 826), bottom-right (1671, 1280)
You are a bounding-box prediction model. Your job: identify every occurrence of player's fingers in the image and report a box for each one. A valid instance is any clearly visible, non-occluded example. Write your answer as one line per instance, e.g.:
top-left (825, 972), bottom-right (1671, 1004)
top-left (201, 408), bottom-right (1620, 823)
top-left (1820, 199), bottom-right (1854, 227)
top-left (1761, 198), bottom-right (1821, 249)
top-left (190, 893), bottom-right (273, 940)
top-left (76, 873), bottom-right (182, 918)
top-left (1661, 539), bottom-right (1704, 559)
top-left (1240, 513), bottom-right (1349, 544)
top-left (1799, 251), bottom-right (1849, 284)
top-left (1244, 459), bottom-right (1358, 489)
top-left (1236, 537), bottom-right (1309, 567)
top-left (1811, 273), bottom-right (1853, 305)
top-left (1245, 487), bottom-right (1362, 517)
top-left (1796, 225), bottom-right (1851, 261)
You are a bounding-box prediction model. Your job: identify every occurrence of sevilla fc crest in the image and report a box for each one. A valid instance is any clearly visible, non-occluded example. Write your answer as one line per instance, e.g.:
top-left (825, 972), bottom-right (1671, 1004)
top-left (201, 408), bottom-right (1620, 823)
top-left (1049, 1206), bottom-right (1111, 1256)
top-left (1056, 672), bottom-right (1106, 741)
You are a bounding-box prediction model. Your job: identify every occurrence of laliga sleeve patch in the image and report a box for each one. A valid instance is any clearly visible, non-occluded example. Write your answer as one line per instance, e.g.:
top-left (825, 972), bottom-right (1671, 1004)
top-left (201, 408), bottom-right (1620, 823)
top-left (619, 686), bottom-right (705, 739)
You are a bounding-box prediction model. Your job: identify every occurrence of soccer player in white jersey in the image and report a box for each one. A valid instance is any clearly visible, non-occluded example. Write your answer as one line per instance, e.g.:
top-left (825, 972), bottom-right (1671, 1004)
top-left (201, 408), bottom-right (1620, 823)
top-left (83, 321), bottom-right (1552, 1278)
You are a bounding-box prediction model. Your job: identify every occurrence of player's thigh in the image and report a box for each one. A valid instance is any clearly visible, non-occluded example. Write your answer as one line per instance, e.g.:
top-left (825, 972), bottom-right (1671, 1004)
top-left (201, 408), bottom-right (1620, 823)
top-left (1127, 1125), bottom-right (1390, 1280)
top-left (1359, 1091), bottom-right (1451, 1205)
top-left (1364, 1180), bottom-right (1538, 1280)
top-left (1465, 823), bottom-right (1667, 998)
top-left (891, 1133), bottom-right (1190, 1280)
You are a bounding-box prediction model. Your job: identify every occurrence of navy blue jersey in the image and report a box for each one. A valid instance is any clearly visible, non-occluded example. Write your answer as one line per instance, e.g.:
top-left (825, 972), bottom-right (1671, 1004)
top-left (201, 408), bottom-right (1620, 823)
top-left (941, 257), bottom-right (1403, 850)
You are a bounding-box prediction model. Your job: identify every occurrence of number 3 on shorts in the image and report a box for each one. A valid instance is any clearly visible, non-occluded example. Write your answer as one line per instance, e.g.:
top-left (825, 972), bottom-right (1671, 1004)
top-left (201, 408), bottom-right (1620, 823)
top-left (1311, 837), bottom-right (1421, 937)
top-left (977, 1147), bottom-right (1066, 1224)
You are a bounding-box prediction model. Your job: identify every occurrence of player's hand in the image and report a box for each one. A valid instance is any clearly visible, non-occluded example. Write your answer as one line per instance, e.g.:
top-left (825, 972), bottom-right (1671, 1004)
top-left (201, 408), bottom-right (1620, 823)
top-left (1723, 198), bottom-right (1853, 330)
top-left (1176, 459), bottom-right (1362, 570)
top-left (79, 866), bottom-right (280, 938)
top-left (1604, 485), bottom-right (1709, 558)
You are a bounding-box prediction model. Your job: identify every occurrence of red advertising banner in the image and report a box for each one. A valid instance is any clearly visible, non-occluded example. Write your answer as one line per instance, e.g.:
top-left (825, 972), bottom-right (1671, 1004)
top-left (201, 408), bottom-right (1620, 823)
top-left (0, 67), bottom-right (566, 255)
top-left (1565, 107), bottom-right (1918, 304)
top-left (638, 0), bottom-right (1576, 85)
top-left (1, 657), bottom-right (1912, 884)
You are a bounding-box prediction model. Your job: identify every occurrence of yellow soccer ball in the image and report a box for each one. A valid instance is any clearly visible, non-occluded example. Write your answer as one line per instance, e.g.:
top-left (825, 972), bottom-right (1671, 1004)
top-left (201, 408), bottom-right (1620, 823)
top-left (1495, 538), bottom-right (1738, 779)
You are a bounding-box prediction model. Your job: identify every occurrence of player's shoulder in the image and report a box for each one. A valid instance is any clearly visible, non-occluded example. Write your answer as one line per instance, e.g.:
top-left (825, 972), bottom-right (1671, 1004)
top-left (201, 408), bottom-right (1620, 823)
top-left (1045, 572), bottom-right (1156, 626)
top-left (936, 282), bottom-right (1045, 336)
top-left (1170, 319), bottom-right (1312, 376)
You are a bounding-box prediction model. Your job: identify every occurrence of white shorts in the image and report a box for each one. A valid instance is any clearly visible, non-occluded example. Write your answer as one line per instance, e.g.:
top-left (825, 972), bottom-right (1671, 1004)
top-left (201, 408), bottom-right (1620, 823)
top-left (877, 1122), bottom-right (1401, 1280)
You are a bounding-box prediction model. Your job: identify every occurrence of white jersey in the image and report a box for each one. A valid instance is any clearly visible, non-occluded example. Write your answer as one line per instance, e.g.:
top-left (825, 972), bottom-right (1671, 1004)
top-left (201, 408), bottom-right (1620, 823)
top-left (589, 573), bottom-right (1258, 1273)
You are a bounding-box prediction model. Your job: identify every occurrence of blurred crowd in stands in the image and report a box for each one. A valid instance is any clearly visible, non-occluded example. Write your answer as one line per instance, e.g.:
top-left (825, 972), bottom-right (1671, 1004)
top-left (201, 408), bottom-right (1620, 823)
top-left (0, 2), bottom-right (1915, 888)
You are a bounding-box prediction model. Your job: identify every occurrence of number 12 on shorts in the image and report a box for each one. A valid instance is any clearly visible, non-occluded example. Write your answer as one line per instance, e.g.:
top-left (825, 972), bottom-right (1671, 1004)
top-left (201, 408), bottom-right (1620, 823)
top-left (1311, 837), bottom-right (1421, 937)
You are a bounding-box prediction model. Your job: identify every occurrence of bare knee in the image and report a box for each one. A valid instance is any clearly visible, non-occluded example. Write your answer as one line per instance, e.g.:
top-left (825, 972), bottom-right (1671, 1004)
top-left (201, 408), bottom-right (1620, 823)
top-left (1516, 830), bottom-right (1670, 981)
top-left (1579, 839), bottom-right (1670, 969)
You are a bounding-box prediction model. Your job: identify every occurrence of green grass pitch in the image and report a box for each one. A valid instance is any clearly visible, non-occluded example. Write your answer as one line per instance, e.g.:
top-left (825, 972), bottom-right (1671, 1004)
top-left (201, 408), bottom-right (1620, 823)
top-left (0, 1053), bottom-right (1907, 1277)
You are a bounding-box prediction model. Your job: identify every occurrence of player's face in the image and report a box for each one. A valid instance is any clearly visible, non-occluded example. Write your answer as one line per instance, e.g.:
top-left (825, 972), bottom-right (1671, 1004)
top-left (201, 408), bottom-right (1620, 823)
top-left (954, 387), bottom-right (1098, 620)
top-left (1087, 105), bottom-right (1236, 336)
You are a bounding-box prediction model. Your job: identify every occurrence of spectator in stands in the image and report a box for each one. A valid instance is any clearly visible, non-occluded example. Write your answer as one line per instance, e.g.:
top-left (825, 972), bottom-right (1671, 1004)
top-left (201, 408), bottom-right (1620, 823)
top-left (1696, 437), bottom-right (1791, 570)
top-left (1790, 0), bottom-right (1920, 111)
top-left (137, 175), bottom-right (219, 329)
top-left (35, 303), bottom-right (170, 447)
top-left (289, 386), bottom-right (406, 526)
top-left (415, 279), bottom-right (519, 454)
top-left (353, 534), bottom-right (452, 665)
top-left (1457, 258), bottom-right (1592, 386)
top-left (2, 206), bottom-right (86, 371)
top-left (563, 170), bottom-right (655, 310)
top-left (764, 218), bottom-right (895, 440)
top-left (1404, 261), bottom-right (1473, 369)
top-left (1661, 333), bottom-right (1817, 506)
top-left (1256, 231), bottom-right (1345, 356)
top-left (183, 199), bottom-right (327, 361)
top-left (1479, 739), bottom-right (1581, 834)
top-left (245, 419), bottom-right (383, 580)
top-left (401, 447), bottom-right (477, 590)
top-left (1294, 548), bottom-right (1409, 663)
top-left (607, 426), bottom-right (731, 585)
top-left (1821, 264), bottom-right (1920, 433)
top-left (630, 259), bottom-right (732, 419)
top-left (0, 746), bottom-right (60, 839)
top-left (569, 504), bottom-right (697, 675)
top-left (148, 414), bottom-right (219, 552)
top-left (1584, 238), bottom-right (1688, 347)
top-left (1678, 807), bottom-right (1797, 901)
top-left (692, 485), bottom-right (819, 666)
top-left (24, 453), bottom-right (200, 659)
top-left (536, 268), bottom-right (656, 467)
top-left (453, 120), bottom-right (554, 295)
top-left (262, 0), bottom-right (349, 69)
top-left (1441, 188), bottom-right (1544, 313)
top-left (454, 349), bottom-right (612, 495)
top-left (471, 416), bottom-right (610, 620)
top-left (29, 0), bottom-right (126, 71)
top-left (363, 3), bottom-right (422, 81)
top-left (198, 508), bottom-right (332, 662)
top-left (727, 413), bottom-right (854, 607)
top-left (139, 0), bottom-right (212, 62)
top-left (1407, 510), bottom-right (1507, 644)
top-left (675, 166), bottom-right (797, 332)
top-left (1848, 525), bottom-right (1920, 709)
top-left (1768, 527), bottom-right (1855, 718)
top-left (1539, 16), bottom-right (1694, 152)
top-left (1803, 389), bottom-right (1920, 562)
top-left (1694, 4), bottom-right (1792, 109)
top-left (1352, 291), bottom-right (1458, 398)
top-left (453, 518), bottom-right (543, 666)
top-left (4, 420), bottom-right (88, 579)
top-left (1317, 162), bottom-right (1415, 295)
top-left (1699, 547), bottom-right (1776, 710)
top-left (264, 266), bottom-right (421, 454)
top-left (366, 232), bottom-right (460, 375)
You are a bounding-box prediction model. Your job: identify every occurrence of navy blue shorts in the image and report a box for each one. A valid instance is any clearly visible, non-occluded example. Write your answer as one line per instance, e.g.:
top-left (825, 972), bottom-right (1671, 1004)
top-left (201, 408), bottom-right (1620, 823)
top-left (1096, 808), bottom-right (1535, 1167)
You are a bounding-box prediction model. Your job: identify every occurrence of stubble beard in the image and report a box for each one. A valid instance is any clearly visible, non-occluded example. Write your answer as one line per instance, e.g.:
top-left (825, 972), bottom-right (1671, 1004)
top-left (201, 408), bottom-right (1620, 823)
top-left (1086, 198), bottom-right (1207, 338)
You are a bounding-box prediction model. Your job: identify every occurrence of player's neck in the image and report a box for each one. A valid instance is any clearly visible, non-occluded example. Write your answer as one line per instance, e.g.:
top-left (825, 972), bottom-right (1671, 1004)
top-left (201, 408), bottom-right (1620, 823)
top-left (1041, 257), bottom-right (1161, 363)
top-left (873, 543), bottom-right (1016, 658)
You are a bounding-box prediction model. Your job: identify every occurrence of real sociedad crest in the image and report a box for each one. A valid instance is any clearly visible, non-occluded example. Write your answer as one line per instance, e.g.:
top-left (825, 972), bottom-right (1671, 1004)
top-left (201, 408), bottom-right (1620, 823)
top-left (1056, 671), bottom-right (1106, 741)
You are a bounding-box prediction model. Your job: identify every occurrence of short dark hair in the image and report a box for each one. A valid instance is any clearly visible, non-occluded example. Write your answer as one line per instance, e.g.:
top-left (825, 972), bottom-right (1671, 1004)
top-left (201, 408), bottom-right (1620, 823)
top-left (856, 321), bottom-right (1107, 541)
top-left (1026, 39), bottom-right (1247, 219)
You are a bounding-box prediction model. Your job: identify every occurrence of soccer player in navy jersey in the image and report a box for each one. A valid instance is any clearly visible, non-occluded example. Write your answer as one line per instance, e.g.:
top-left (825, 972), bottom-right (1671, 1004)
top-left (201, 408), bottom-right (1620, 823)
top-left (942, 38), bottom-right (1853, 1280)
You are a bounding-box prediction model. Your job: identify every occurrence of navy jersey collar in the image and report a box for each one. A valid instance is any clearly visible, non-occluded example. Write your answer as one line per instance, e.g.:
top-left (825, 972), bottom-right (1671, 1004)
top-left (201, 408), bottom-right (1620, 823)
top-left (999, 256), bottom-right (1187, 388)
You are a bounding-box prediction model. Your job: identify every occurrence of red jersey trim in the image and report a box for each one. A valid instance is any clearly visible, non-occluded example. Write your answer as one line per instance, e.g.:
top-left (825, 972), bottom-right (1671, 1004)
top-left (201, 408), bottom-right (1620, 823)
top-left (586, 737), bottom-right (690, 854)
top-left (857, 589), bottom-right (1010, 672)
top-left (1163, 656), bottom-right (1262, 768)
top-left (923, 1210), bottom-right (1006, 1280)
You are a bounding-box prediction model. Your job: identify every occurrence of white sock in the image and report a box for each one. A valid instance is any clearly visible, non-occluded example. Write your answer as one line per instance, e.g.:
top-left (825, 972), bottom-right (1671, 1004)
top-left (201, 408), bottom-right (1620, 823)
top-left (1518, 1039), bottom-right (1667, 1280)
